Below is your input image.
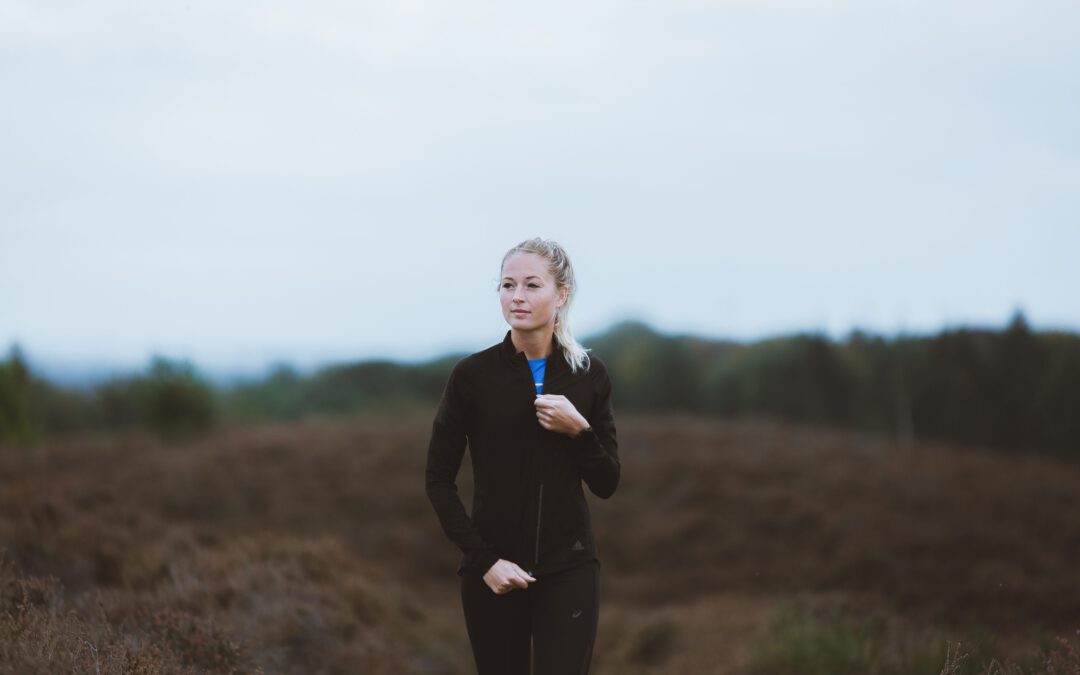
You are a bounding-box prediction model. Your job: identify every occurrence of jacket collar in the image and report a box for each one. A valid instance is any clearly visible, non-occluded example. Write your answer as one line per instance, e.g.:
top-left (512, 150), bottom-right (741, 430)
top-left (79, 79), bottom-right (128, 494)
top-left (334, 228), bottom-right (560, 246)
top-left (500, 329), bottom-right (568, 376)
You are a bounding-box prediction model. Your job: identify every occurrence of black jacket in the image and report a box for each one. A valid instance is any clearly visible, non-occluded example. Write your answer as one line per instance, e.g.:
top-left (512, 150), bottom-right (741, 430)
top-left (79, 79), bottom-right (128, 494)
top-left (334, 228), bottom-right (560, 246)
top-left (425, 330), bottom-right (620, 578)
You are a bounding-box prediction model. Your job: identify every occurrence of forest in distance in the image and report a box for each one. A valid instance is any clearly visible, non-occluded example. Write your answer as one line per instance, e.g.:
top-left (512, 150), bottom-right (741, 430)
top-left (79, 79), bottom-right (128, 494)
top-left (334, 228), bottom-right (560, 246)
top-left (2, 310), bottom-right (1077, 460)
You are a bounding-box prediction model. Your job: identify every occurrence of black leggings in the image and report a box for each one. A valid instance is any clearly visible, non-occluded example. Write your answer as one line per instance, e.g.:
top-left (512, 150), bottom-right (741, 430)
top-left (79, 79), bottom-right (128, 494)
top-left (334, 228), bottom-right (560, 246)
top-left (459, 559), bottom-right (600, 675)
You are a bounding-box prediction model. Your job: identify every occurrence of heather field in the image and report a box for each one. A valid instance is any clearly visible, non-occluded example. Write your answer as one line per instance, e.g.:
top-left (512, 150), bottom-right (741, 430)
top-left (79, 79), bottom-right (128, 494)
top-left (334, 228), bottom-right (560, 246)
top-left (2, 413), bottom-right (1078, 674)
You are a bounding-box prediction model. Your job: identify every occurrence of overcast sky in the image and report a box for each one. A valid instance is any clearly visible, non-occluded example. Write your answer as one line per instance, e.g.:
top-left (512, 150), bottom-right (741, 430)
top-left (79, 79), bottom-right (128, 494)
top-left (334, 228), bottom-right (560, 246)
top-left (2, 0), bottom-right (1078, 382)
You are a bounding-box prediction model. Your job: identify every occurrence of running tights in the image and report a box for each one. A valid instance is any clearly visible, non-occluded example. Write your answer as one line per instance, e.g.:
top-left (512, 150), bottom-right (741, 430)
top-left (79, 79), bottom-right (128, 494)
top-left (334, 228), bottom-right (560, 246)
top-left (459, 559), bottom-right (600, 675)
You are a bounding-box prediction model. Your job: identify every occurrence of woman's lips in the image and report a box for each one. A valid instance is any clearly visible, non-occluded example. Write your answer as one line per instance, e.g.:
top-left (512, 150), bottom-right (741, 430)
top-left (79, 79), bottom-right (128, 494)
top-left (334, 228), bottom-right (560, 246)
top-left (512, 310), bottom-right (529, 316)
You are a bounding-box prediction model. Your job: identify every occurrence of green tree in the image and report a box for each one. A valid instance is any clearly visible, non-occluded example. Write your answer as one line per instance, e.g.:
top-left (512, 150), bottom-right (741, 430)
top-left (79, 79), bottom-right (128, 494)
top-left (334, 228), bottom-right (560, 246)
top-left (0, 344), bottom-right (36, 443)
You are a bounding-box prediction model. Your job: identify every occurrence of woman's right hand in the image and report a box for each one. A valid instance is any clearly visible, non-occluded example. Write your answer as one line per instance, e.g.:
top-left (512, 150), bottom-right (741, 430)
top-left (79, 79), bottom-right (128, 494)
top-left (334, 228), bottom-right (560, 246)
top-left (482, 559), bottom-right (537, 594)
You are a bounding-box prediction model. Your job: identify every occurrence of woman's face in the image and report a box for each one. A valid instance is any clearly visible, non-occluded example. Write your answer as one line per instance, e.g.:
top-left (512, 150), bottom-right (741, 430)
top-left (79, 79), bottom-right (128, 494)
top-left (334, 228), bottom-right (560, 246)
top-left (500, 252), bottom-right (567, 333)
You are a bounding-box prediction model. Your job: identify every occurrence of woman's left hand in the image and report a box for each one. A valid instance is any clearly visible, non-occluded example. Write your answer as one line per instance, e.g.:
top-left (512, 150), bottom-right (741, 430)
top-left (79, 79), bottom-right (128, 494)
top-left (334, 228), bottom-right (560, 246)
top-left (534, 394), bottom-right (590, 437)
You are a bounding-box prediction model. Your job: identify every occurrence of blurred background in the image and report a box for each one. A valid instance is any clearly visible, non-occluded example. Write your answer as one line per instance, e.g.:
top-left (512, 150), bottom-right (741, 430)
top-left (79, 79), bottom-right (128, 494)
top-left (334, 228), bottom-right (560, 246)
top-left (2, 1), bottom-right (1078, 673)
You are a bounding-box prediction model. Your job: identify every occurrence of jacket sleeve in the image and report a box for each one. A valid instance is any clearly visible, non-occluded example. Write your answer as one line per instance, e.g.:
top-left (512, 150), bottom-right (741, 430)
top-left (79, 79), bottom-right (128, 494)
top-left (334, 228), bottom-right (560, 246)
top-left (424, 362), bottom-right (500, 577)
top-left (571, 358), bottom-right (621, 499)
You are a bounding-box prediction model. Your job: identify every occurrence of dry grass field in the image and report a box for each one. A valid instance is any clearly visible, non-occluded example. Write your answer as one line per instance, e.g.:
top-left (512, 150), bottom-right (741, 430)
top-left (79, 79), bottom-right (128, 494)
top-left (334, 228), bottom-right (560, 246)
top-left (2, 413), bottom-right (1078, 674)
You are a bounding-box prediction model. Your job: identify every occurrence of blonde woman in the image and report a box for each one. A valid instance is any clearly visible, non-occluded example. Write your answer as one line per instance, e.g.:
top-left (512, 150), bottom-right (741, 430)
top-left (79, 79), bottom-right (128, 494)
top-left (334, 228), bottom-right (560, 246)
top-left (425, 237), bottom-right (621, 674)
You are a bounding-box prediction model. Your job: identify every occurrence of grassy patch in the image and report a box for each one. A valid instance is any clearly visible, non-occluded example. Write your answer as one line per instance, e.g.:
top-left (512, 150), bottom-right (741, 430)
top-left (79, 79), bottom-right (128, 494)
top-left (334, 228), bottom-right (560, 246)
top-left (747, 596), bottom-right (1069, 675)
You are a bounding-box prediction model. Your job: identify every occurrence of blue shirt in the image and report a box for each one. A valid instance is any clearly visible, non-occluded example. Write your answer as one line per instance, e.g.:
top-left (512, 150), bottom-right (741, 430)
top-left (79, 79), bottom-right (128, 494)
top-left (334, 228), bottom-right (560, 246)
top-left (528, 357), bottom-right (546, 395)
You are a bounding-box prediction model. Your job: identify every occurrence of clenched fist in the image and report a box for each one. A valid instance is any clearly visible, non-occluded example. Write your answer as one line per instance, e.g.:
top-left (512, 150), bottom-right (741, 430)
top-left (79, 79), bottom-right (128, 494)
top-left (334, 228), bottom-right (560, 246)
top-left (483, 559), bottom-right (537, 594)
top-left (534, 394), bottom-right (590, 437)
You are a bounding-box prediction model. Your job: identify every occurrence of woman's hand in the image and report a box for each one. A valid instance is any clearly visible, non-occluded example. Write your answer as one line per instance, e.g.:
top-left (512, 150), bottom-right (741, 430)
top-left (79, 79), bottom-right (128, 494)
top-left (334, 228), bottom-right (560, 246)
top-left (534, 394), bottom-right (590, 437)
top-left (483, 559), bottom-right (537, 594)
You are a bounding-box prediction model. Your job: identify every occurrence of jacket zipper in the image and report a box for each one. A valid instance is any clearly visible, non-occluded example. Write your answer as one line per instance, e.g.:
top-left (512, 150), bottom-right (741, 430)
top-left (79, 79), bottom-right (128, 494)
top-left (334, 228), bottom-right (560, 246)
top-left (520, 350), bottom-right (546, 567)
top-left (534, 483), bottom-right (543, 564)
top-left (519, 347), bottom-right (553, 568)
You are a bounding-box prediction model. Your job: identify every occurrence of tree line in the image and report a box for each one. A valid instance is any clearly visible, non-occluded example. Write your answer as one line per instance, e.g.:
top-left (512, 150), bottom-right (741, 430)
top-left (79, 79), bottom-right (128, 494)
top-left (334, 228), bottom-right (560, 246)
top-left (2, 310), bottom-right (1076, 459)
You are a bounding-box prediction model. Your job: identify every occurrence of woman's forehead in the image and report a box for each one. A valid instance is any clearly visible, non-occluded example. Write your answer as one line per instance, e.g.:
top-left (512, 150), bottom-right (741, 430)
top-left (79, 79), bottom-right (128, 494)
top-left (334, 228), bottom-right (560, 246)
top-left (502, 251), bottom-right (551, 279)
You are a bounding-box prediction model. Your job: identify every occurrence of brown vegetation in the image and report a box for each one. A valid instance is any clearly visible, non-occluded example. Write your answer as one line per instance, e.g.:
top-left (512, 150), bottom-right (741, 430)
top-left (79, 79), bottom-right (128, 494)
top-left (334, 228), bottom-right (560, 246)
top-left (1, 413), bottom-right (1078, 673)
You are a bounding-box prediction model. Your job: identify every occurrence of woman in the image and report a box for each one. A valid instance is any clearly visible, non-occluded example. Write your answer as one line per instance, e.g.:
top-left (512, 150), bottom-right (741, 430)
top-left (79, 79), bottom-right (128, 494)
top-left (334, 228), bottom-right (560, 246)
top-left (425, 237), bottom-right (621, 675)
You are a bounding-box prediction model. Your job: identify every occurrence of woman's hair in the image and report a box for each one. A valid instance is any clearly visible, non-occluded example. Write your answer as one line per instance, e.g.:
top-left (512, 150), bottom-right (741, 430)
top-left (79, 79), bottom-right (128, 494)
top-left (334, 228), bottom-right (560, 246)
top-left (497, 237), bottom-right (592, 373)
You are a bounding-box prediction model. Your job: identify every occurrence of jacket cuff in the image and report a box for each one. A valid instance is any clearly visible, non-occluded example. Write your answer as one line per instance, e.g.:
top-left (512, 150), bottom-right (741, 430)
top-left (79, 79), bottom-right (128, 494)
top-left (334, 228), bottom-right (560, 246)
top-left (572, 426), bottom-right (602, 451)
top-left (464, 549), bottom-right (500, 577)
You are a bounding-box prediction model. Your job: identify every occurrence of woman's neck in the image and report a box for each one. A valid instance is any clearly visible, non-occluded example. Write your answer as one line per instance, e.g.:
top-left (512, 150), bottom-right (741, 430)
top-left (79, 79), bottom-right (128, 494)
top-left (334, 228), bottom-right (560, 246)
top-left (511, 328), bottom-right (554, 361)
